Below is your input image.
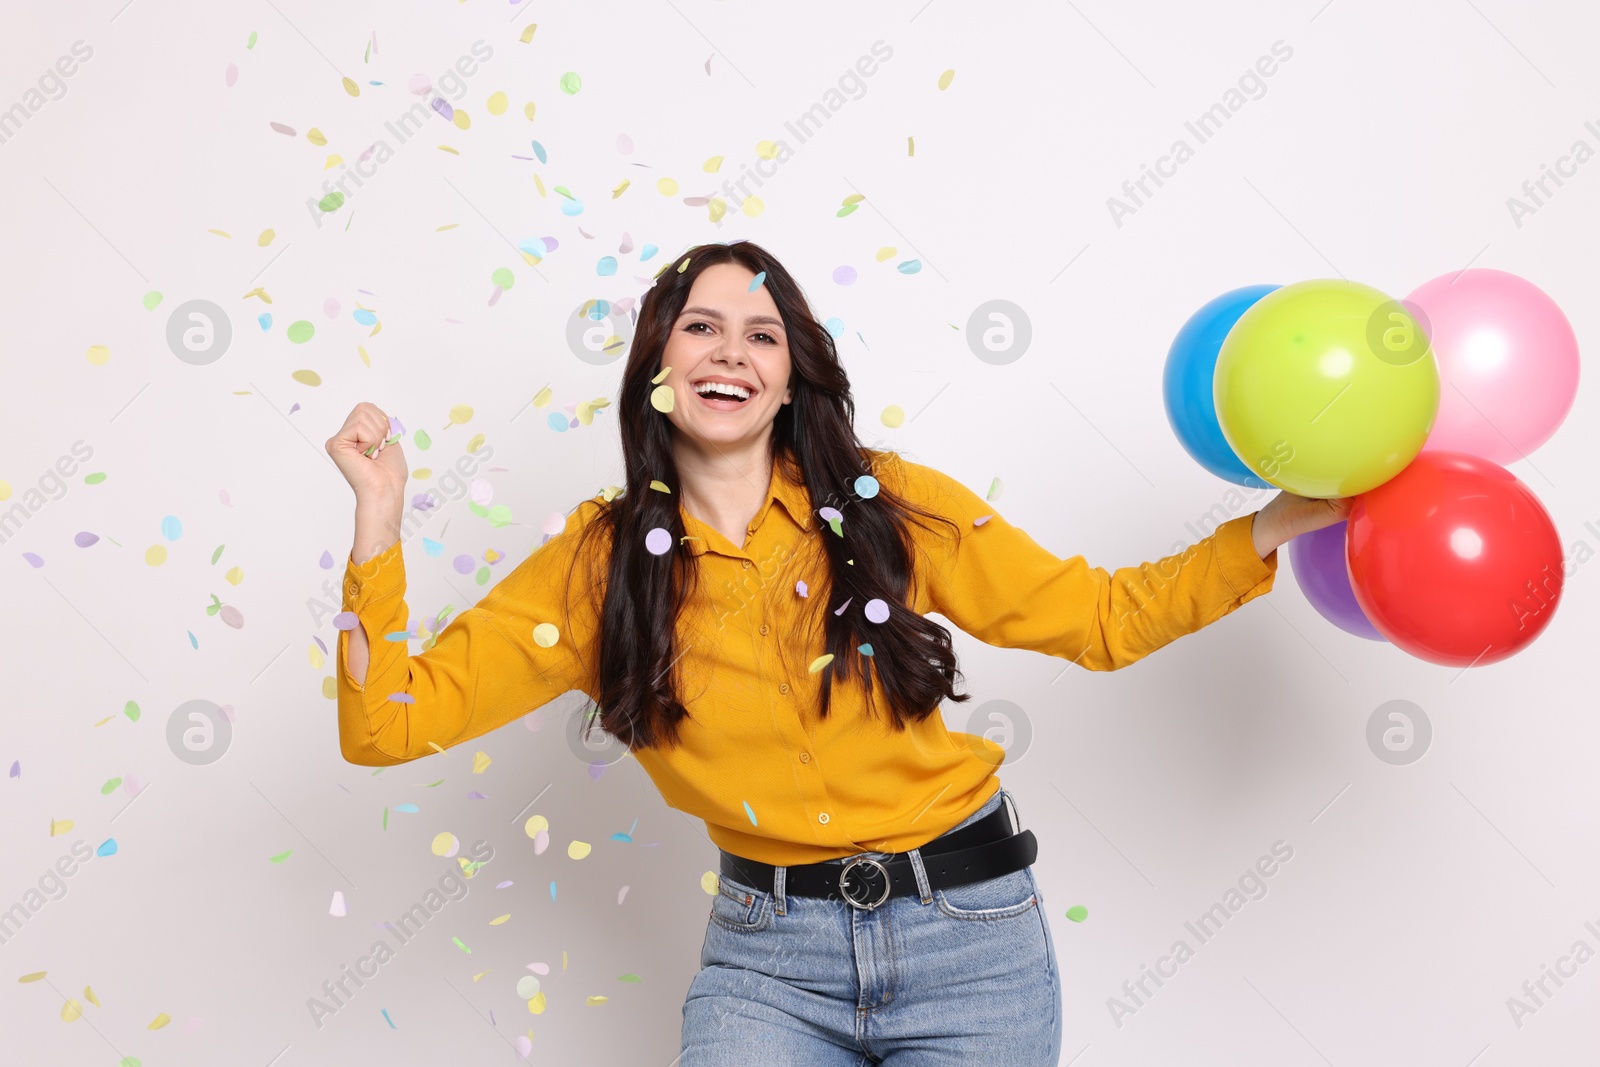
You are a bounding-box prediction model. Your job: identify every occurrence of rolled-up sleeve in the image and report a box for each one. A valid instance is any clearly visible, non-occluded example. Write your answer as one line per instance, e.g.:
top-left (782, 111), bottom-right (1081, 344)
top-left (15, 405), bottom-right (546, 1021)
top-left (885, 453), bottom-right (1277, 672)
top-left (336, 498), bottom-right (608, 765)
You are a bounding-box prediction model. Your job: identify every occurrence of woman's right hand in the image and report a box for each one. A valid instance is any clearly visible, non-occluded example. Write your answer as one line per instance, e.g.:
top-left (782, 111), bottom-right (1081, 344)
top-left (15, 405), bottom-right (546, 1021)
top-left (327, 402), bottom-right (407, 504)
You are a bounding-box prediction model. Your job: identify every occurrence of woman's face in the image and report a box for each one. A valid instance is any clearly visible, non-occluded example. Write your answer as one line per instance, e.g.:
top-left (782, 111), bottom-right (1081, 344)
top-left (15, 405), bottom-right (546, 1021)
top-left (657, 262), bottom-right (793, 456)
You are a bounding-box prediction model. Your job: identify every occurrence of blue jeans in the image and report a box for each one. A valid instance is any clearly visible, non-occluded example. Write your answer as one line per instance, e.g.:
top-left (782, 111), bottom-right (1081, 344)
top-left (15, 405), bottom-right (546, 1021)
top-left (681, 787), bottom-right (1062, 1065)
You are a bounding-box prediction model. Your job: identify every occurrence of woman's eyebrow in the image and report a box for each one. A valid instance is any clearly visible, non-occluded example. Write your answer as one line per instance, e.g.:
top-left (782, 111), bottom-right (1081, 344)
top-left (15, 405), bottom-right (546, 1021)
top-left (679, 305), bottom-right (785, 329)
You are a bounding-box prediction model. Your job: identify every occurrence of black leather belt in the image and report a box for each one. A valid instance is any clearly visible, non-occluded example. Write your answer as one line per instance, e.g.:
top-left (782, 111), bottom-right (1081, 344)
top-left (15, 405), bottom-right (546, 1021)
top-left (718, 801), bottom-right (1039, 910)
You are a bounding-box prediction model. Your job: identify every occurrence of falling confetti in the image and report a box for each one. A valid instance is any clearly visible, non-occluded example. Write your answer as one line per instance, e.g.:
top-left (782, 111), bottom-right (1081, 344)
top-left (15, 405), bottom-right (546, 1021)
top-left (1066, 905), bottom-right (1089, 922)
top-left (937, 69), bottom-right (956, 90)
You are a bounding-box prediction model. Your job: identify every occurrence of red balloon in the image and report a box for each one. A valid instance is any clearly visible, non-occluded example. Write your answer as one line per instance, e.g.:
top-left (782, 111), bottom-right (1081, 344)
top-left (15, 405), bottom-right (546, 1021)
top-left (1346, 451), bottom-right (1563, 666)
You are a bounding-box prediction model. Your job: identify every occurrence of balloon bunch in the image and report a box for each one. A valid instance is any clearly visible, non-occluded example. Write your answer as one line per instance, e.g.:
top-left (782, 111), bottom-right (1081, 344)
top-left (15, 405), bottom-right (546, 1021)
top-left (1163, 270), bottom-right (1577, 667)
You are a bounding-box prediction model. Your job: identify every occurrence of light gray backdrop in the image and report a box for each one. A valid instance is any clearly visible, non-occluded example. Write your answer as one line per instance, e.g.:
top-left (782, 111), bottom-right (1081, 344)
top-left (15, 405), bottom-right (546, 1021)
top-left (2, 0), bottom-right (1596, 1063)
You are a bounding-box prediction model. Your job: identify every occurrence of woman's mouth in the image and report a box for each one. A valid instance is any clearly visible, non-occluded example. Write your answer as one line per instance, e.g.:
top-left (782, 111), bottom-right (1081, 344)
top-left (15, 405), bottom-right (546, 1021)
top-left (691, 383), bottom-right (754, 409)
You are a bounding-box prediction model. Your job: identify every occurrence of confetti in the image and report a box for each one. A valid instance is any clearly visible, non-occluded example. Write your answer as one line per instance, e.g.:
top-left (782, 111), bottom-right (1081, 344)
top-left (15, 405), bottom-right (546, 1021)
top-left (855, 475), bottom-right (880, 499)
top-left (86, 344), bottom-right (110, 365)
top-left (880, 405), bottom-right (905, 428)
top-left (286, 320), bottom-right (314, 343)
top-left (1066, 905), bottom-right (1089, 922)
top-left (649, 384), bottom-right (675, 413)
top-left (808, 654), bottom-right (834, 673)
top-left (742, 800), bottom-right (758, 826)
top-left (864, 599), bottom-right (890, 624)
top-left (937, 69), bottom-right (956, 90)
top-left (748, 271), bottom-right (767, 292)
top-left (473, 750), bottom-right (492, 773)
top-left (269, 850), bottom-right (292, 863)
top-left (644, 528), bottom-right (672, 555)
top-left (532, 623), bottom-right (559, 647)
top-left (330, 891), bottom-right (347, 916)
top-left (559, 71), bottom-right (582, 94)
top-left (567, 840), bottom-right (591, 860)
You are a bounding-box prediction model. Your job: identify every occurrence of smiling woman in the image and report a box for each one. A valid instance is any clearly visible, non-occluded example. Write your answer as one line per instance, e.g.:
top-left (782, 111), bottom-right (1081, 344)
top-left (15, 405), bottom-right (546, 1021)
top-left (328, 238), bottom-right (1311, 1066)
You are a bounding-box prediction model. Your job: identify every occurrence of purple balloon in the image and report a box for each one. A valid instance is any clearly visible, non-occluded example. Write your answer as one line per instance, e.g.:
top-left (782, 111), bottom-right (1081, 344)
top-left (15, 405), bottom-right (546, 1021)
top-left (1287, 521), bottom-right (1386, 642)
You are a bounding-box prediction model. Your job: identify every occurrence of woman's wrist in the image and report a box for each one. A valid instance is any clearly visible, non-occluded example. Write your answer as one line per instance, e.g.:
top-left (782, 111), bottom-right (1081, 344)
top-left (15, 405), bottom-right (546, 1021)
top-left (353, 494), bottom-right (405, 564)
top-left (1250, 510), bottom-right (1286, 559)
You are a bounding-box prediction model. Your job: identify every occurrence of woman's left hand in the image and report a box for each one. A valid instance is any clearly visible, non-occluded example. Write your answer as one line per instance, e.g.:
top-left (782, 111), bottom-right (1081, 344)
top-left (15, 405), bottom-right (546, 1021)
top-left (1252, 490), bottom-right (1354, 557)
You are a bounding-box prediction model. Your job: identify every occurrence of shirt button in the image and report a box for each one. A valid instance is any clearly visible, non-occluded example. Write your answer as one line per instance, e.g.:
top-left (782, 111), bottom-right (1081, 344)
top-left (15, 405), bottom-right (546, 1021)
top-left (742, 559), bottom-right (752, 569)
top-left (779, 683), bottom-right (790, 694)
top-left (759, 624), bottom-right (770, 636)
top-left (818, 812), bottom-right (830, 824)
top-left (799, 753), bottom-right (810, 764)
top-left (347, 581), bottom-right (359, 596)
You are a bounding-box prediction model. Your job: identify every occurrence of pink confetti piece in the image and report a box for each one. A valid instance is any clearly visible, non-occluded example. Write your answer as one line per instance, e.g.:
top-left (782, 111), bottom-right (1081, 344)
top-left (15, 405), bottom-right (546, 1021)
top-left (973, 515), bottom-right (992, 526)
top-left (796, 580), bottom-right (808, 597)
top-left (833, 597), bottom-right (852, 616)
top-left (269, 121), bottom-right (296, 136)
top-left (617, 133), bottom-right (632, 154)
top-left (225, 62), bottom-right (238, 87)
top-left (333, 612), bottom-right (359, 631)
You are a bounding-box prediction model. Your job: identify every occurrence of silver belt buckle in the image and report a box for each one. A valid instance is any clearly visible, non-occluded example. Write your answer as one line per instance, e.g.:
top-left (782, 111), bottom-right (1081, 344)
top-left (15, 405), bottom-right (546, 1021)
top-left (838, 856), bottom-right (892, 910)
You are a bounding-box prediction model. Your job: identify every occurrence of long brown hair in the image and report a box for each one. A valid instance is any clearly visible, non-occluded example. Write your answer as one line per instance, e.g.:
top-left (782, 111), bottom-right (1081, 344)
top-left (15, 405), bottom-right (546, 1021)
top-left (570, 240), bottom-right (971, 751)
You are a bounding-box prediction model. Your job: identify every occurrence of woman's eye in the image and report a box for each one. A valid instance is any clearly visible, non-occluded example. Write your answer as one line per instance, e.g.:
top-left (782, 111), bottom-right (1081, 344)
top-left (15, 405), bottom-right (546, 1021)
top-left (685, 322), bottom-right (711, 334)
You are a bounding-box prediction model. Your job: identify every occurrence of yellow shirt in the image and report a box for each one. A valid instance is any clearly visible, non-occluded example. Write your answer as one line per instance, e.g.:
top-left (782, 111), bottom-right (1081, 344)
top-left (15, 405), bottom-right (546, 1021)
top-left (337, 448), bottom-right (1278, 866)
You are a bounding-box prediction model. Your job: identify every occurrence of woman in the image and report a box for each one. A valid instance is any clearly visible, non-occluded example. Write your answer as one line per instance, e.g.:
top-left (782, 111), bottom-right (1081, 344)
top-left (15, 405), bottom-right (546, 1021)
top-left (327, 240), bottom-right (1348, 1064)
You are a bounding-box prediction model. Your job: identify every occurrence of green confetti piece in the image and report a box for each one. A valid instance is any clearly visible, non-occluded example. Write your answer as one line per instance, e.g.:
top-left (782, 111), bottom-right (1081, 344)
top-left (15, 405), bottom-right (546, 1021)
top-left (425, 779), bottom-right (444, 787)
top-left (491, 267), bottom-right (514, 290)
top-left (211, 544), bottom-right (225, 564)
top-left (474, 565), bottom-right (490, 585)
top-left (100, 778), bottom-right (122, 794)
top-left (451, 936), bottom-right (471, 953)
top-left (836, 203), bottom-right (858, 218)
top-left (487, 504), bottom-right (512, 527)
top-left (269, 850), bottom-right (292, 863)
top-left (83, 472), bottom-right (105, 485)
top-left (413, 429), bottom-right (431, 449)
top-left (1066, 904), bottom-right (1088, 923)
top-left (123, 700), bottom-right (141, 722)
top-left (559, 71), bottom-right (582, 94)
top-left (318, 191), bottom-right (344, 213)
top-left (553, 185), bottom-right (575, 200)
top-left (120, 1057), bottom-right (142, 1067)
top-left (618, 973), bottom-right (642, 983)
top-left (142, 291), bottom-right (163, 311)
top-left (286, 320), bottom-right (315, 344)
top-left (383, 806), bottom-right (388, 831)
top-left (246, 30), bottom-right (257, 49)
top-left (827, 517), bottom-right (842, 537)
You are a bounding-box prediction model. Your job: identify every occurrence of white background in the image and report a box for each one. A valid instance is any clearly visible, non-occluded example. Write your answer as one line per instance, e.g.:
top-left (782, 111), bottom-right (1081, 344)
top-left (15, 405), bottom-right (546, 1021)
top-left (2, 0), bottom-right (1596, 1063)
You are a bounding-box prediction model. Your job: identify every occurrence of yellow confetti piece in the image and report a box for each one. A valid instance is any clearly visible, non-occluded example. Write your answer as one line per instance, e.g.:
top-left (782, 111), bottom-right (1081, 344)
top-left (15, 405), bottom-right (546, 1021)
top-left (449, 404), bottom-right (474, 425)
top-left (50, 819), bottom-right (73, 836)
top-left (452, 109), bottom-right (471, 130)
top-left (908, 135), bottom-right (915, 156)
top-left (487, 91), bottom-right (508, 115)
top-left (357, 344), bottom-right (371, 367)
top-left (703, 155), bottom-right (724, 172)
top-left (657, 176), bottom-right (678, 195)
top-left (323, 154), bottom-right (343, 169)
top-left (307, 128), bottom-right (327, 146)
top-left (18, 972), bottom-right (47, 983)
top-left (676, 255), bottom-right (692, 273)
top-left (291, 369), bottom-right (322, 386)
top-left (524, 814), bottom-right (549, 837)
top-left (61, 998), bottom-right (83, 1022)
top-left (700, 871), bottom-right (719, 894)
top-left (342, 76), bottom-right (360, 96)
top-left (532, 623), bottom-right (559, 648)
top-left (937, 69), bottom-right (955, 90)
top-left (437, 144), bottom-right (460, 155)
top-left (466, 431), bottom-right (486, 453)
top-left (489, 914), bottom-right (511, 925)
top-left (473, 751), bottom-right (491, 774)
top-left (224, 565), bottom-right (244, 585)
top-left (611, 178), bottom-right (630, 198)
top-left (708, 197), bottom-right (727, 223)
top-left (144, 545), bottom-right (167, 566)
top-left (427, 741), bottom-right (446, 754)
top-left (432, 832), bottom-right (459, 856)
top-left (83, 985), bottom-right (99, 1006)
top-left (472, 970), bottom-right (490, 982)
top-left (650, 384), bottom-right (675, 413)
top-left (600, 485), bottom-right (624, 502)
top-left (741, 196), bottom-right (765, 218)
top-left (529, 991), bottom-right (547, 1014)
top-left (322, 676), bottom-right (336, 699)
top-left (86, 345), bottom-right (110, 365)
top-left (308, 644), bottom-right (325, 671)
top-left (648, 480), bottom-right (671, 494)
top-left (880, 404), bottom-right (905, 428)
top-left (650, 366), bottom-right (672, 385)
top-left (148, 1012), bottom-right (171, 1030)
top-left (568, 840), bottom-right (592, 860)
top-left (519, 22), bottom-right (538, 43)
top-left (257, 229), bottom-right (275, 246)
top-left (523, 102), bottom-right (536, 120)
top-left (756, 140), bottom-right (779, 160)
top-left (876, 246), bottom-right (897, 262)
top-left (808, 654), bottom-right (835, 673)
top-left (534, 174), bottom-right (546, 196)
top-left (843, 194), bottom-right (864, 206)
top-left (533, 386), bottom-right (553, 407)
top-left (243, 287), bottom-right (271, 303)
top-left (586, 995), bottom-right (609, 1005)
top-left (208, 229), bottom-right (232, 238)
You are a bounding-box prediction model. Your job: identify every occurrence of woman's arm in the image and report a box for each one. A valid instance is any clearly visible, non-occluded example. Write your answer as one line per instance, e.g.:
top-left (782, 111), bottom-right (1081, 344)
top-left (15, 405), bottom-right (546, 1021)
top-left (882, 453), bottom-right (1305, 672)
top-left (336, 500), bottom-right (606, 765)
top-left (344, 491), bottom-right (405, 686)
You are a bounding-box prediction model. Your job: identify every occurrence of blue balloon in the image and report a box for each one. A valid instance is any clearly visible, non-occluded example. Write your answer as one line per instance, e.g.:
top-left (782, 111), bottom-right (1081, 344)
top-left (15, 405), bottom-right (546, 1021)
top-left (1163, 285), bottom-right (1280, 487)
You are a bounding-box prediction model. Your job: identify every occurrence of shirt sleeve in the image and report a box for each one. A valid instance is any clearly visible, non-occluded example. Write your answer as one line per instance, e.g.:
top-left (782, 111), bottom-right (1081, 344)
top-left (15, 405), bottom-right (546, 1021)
top-left (335, 498), bottom-right (608, 765)
top-left (884, 453), bottom-right (1278, 672)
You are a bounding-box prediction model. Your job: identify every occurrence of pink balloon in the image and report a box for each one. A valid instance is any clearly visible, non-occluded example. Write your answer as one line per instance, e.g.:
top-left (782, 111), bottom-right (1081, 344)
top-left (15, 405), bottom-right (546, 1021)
top-left (1405, 268), bottom-right (1579, 467)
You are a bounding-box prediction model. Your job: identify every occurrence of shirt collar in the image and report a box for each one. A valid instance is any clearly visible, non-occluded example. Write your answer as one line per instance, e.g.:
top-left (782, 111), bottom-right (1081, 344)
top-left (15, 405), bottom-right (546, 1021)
top-left (680, 452), bottom-right (813, 557)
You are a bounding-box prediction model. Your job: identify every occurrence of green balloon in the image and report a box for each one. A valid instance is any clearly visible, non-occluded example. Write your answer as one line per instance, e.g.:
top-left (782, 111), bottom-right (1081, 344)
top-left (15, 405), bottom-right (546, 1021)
top-left (1214, 279), bottom-right (1438, 498)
